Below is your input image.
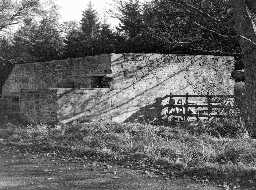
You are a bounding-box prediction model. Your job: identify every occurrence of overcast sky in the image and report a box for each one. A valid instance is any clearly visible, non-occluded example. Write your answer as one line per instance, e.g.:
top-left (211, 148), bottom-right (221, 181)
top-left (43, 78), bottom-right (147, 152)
top-left (55, 0), bottom-right (151, 27)
top-left (56, 0), bottom-right (120, 26)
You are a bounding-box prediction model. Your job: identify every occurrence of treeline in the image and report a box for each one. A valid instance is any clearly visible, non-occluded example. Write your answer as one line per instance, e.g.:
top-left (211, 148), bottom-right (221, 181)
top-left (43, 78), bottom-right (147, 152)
top-left (0, 0), bottom-right (241, 64)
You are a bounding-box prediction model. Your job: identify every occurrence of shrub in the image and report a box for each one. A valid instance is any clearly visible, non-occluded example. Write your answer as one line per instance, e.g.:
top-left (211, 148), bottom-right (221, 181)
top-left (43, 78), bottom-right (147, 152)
top-left (216, 139), bottom-right (256, 165)
top-left (186, 117), bottom-right (245, 138)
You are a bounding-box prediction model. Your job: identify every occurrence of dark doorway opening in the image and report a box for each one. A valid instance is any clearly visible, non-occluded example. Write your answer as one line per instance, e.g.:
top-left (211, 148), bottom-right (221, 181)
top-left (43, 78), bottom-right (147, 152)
top-left (91, 76), bottom-right (112, 88)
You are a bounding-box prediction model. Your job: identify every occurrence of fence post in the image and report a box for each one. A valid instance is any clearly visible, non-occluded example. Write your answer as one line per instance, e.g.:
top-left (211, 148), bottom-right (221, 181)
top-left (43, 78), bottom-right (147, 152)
top-left (167, 92), bottom-right (173, 118)
top-left (207, 92), bottom-right (212, 120)
top-left (184, 93), bottom-right (189, 125)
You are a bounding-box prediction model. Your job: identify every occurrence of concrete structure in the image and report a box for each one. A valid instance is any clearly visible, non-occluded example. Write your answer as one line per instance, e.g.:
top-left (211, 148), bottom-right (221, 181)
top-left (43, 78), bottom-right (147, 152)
top-left (2, 54), bottom-right (112, 95)
top-left (1, 53), bottom-right (235, 124)
top-left (1, 54), bottom-right (111, 124)
top-left (19, 89), bottom-right (58, 124)
top-left (58, 54), bottom-right (235, 124)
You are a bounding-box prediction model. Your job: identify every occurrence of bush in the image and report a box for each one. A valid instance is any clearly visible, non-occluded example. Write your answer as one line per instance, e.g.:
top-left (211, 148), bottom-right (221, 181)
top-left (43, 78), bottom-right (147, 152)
top-left (216, 139), bottom-right (256, 165)
top-left (186, 117), bottom-right (246, 138)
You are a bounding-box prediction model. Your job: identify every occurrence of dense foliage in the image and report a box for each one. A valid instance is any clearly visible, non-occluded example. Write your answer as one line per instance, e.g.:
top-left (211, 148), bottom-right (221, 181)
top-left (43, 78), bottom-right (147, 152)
top-left (0, 0), bottom-right (40, 32)
top-left (112, 0), bottom-right (241, 55)
top-left (0, 0), bottom-right (242, 66)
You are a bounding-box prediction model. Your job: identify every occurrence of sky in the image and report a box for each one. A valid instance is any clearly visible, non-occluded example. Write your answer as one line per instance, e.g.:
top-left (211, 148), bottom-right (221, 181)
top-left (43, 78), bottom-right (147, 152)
top-left (56, 0), bottom-right (121, 27)
top-left (55, 0), bottom-right (151, 27)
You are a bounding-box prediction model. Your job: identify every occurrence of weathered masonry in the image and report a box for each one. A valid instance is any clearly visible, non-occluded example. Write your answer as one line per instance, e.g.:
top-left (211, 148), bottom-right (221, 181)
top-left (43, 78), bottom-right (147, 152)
top-left (1, 53), bottom-right (236, 125)
top-left (1, 54), bottom-right (112, 124)
top-left (0, 90), bottom-right (57, 125)
top-left (58, 54), bottom-right (235, 124)
top-left (2, 54), bottom-right (112, 95)
top-left (19, 89), bottom-right (58, 124)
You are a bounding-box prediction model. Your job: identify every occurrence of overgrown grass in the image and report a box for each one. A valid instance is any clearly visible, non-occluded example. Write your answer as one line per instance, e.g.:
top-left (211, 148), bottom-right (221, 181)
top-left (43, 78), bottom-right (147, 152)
top-left (3, 121), bottom-right (256, 189)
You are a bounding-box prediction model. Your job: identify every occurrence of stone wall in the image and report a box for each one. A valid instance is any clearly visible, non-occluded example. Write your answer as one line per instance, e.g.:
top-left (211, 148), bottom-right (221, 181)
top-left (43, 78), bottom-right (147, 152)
top-left (1, 54), bottom-right (111, 124)
top-left (2, 54), bottom-right (111, 96)
top-left (0, 96), bottom-right (20, 115)
top-left (0, 90), bottom-right (57, 125)
top-left (1, 53), bottom-right (235, 124)
top-left (59, 54), bottom-right (235, 124)
top-left (0, 96), bottom-right (21, 126)
top-left (0, 63), bottom-right (15, 95)
top-left (19, 89), bottom-right (58, 124)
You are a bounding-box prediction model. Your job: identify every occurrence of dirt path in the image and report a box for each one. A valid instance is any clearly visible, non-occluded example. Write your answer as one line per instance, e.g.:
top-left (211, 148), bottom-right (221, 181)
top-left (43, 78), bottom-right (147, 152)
top-left (0, 146), bottom-right (221, 190)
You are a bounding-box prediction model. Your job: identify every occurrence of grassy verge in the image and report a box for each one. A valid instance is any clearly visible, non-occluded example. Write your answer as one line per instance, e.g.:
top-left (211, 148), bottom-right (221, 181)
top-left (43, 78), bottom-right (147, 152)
top-left (2, 121), bottom-right (256, 189)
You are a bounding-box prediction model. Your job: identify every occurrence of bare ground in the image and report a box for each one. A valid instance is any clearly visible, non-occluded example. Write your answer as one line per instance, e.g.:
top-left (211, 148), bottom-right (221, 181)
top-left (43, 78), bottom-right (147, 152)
top-left (0, 145), bottom-right (221, 190)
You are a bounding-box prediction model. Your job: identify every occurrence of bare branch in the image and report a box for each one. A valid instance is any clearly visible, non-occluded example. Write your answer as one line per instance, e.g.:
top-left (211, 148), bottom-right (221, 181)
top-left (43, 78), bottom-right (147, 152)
top-left (194, 22), bottom-right (234, 39)
top-left (170, 0), bottom-right (221, 24)
top-left (0, 0), bottom-right (39, 32)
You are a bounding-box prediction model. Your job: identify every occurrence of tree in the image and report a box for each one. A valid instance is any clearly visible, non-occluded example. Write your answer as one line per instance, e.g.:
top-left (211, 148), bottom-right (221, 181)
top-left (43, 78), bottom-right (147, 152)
top-left (64, 28), bottom-right (84, 58)
top-left (0, 0), bottom-right (64, 63)
top-left (231, 0), bottom-right (256, 137)
top-left (80, 2), bottom-right (100, 39)
top-left (60, 21), bottom-right (79, 37)
top-left (0, 0), bottom-right (40, 33)
top-left (64, 2), bottom-right (117, 57)
top-left (78, 2), bottom-right (100, 56)
top-left (97, 23), bottom-right (117, 53)
top-left (0, 37), bottom-right (16, 63)
top-left (115, 0), bottom-right (164, 53)
top-left (116, 0), bottom-right (144, 39)
top-left (0, 0), bottom-right (40, 64)
top-left (12, 0), bottom-right (64, 62)
top-left (141, 0), bottom-right (240, 54)
top-left (113, 0), bottom-right (240, 54)
top-left (13, 16), bottom-right (64, 62)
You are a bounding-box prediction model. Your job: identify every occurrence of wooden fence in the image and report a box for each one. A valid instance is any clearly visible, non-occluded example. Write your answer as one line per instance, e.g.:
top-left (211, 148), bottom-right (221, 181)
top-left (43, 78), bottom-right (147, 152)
top-left (161, 93), bottom-right (236, 122)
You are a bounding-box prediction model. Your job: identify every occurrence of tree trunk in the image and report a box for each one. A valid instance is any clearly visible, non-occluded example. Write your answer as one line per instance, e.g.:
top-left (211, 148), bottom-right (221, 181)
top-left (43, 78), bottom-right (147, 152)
top-left (231, 0), bottom-right (256, 137)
